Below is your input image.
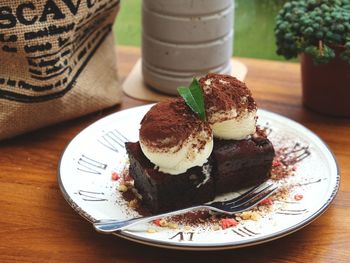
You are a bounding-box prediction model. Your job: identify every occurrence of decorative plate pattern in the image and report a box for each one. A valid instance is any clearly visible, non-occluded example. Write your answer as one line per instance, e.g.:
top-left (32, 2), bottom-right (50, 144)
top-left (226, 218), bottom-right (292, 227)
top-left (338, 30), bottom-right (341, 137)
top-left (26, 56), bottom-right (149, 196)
top-left (58, 105), bottom-right (340, 250)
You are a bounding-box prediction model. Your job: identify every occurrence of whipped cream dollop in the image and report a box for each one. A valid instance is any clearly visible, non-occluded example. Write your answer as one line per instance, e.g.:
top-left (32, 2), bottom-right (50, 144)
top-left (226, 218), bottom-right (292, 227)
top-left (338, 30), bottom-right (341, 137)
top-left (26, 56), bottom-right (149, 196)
top-left (199, 74), bottom-right (257, 140)
top-left (139, 99), bottom-right (213, 175)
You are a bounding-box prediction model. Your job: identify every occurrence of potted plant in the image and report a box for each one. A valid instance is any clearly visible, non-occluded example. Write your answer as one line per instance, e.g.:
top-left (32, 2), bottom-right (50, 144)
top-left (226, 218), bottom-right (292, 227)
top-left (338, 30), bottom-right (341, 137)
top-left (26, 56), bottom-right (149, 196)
top-left (275, 0), bottom-right (350, 117)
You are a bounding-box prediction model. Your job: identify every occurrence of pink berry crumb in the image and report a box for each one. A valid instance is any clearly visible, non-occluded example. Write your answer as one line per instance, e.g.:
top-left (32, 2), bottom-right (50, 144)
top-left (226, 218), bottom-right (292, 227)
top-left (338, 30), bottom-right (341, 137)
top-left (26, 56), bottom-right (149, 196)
top-left (294, 194), bottom-right (303, 201)
top-left (112, 171), bottom-right (120, 180)
top-left (220, 218), bottom-right (238, 229)
top-left (153, 219), bottom-right (161, 226)
top-left (259, 197), bottom-right (273, 205)
top-left (272, 160), bottom-right (281, 167)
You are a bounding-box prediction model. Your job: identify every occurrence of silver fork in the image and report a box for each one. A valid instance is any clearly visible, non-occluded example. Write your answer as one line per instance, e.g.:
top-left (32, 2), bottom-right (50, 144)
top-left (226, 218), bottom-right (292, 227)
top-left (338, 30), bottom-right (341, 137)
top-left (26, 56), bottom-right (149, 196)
top-left (94, 182), bottom-right (278, 233)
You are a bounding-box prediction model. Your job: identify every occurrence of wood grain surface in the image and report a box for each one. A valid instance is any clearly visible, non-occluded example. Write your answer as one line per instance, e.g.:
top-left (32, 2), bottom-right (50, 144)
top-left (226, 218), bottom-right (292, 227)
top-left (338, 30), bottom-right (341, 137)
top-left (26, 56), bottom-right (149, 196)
top-left (0, 46), bottom-right (349, 263)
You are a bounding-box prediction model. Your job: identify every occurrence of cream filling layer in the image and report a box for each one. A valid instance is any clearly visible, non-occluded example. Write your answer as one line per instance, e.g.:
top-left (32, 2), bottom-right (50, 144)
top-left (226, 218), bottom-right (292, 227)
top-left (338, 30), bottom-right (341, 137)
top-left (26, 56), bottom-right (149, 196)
top-left (140, 131), bottom-right (213, 175)
top-left (212, 110), bottom-right (257, 140)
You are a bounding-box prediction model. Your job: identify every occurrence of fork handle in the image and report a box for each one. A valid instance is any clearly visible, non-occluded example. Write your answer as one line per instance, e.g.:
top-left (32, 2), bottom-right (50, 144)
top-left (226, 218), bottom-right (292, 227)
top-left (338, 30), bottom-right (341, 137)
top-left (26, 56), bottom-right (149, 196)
top-left (93, 206), bottom-right (207, 233)
top-left (94, 217), bottom-right (151, 233)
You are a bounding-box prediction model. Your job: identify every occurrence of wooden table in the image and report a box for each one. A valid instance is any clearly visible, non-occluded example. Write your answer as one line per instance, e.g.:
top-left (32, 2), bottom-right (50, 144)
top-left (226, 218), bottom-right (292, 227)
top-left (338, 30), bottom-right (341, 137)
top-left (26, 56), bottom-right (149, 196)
top-left (1, 46), bottom-right (349, 263)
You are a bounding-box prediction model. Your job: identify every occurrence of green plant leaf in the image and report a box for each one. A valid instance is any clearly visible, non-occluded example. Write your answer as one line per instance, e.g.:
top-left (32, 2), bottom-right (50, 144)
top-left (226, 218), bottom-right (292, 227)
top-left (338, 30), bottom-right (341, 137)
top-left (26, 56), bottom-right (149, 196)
top-left (177, 78), bottom-right (206, 121)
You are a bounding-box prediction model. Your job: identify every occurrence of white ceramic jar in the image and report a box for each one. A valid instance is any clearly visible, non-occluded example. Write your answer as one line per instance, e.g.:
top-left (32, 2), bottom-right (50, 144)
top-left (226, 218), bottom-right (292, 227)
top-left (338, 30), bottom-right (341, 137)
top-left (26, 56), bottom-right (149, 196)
top-left (142, 0), bottom-right (234, 95)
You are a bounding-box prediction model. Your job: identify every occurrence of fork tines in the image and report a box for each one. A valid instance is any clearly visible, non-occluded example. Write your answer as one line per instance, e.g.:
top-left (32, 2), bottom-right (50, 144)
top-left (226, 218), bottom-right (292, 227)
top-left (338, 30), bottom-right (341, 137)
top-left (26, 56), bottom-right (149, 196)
top-left (228, 183), bottom-right (276, 207)
top-left (210, 182), bottom-right (278, 213)
top-left (228, 183), bottom-right (277, 210)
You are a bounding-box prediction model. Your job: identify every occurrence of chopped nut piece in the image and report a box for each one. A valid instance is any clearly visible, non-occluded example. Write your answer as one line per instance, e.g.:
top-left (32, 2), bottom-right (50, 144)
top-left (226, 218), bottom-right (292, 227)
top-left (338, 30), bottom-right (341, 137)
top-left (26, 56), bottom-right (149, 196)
top-left (240, 211), bottom-right (261, 221)
top-left (240, 211), bottom-right (250, 220)
top-left (147, 228), bottom-right (157, 233)
top-left (184, 225), bottom-right (191, 231)
top-left (118, 184), bottom-right (128, 192)
top-left (168, 222), bottom-right (178, 229)
top-left (250, 212), bottom-right (261, 221)
top-left (159, 219), bottom-right (168, 227)
top-left (124, 181), bottom-right (134, 188)
top-left (212, 225), bottom-right (221, 231)
top-left (128, 199), bottom-right (139, 209)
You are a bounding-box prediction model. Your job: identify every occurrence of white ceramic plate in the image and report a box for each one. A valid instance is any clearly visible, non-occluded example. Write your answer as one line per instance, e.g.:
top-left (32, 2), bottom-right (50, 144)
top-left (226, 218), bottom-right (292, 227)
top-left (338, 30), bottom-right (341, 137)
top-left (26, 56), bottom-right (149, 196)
top-left (58, 105), bottom-right (340, 250)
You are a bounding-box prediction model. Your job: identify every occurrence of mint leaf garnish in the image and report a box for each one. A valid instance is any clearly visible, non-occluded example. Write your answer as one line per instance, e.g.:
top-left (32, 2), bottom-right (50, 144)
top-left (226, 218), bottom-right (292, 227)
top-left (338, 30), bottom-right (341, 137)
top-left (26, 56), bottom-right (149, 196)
top-left (177, 78), bottom-right (206, 121)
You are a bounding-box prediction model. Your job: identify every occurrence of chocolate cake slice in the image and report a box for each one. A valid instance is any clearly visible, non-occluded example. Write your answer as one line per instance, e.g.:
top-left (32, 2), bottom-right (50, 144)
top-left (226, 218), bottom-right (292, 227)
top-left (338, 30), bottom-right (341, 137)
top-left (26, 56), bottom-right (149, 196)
top-left (212, 131), bottom-right (275, 194)
top-left (123, 74), bottom-right (275, 214)
top-left (126, 142), bottom-right (215, 214)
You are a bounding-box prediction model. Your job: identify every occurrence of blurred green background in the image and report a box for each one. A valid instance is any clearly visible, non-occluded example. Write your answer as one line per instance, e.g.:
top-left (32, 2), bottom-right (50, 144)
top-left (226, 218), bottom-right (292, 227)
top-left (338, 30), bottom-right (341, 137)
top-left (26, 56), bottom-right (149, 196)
top-left (114, 0), bottom-right (286, 61)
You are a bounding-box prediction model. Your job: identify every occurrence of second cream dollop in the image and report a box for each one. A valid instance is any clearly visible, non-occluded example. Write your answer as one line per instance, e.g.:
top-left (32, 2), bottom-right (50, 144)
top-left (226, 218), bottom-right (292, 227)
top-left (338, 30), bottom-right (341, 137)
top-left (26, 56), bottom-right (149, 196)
top-left (199, 73), bottom-right (257, 140)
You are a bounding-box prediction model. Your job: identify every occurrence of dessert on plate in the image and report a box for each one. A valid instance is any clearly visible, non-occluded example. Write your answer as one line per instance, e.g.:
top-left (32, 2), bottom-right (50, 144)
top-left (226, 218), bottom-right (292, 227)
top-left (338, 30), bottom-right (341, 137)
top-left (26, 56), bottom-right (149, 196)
top-left (126, 73), bottom-right (275, 213)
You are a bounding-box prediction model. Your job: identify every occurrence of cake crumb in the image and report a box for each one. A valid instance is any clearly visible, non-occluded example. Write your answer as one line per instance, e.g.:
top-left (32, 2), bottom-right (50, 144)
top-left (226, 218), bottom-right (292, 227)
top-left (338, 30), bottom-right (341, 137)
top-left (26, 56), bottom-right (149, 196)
top-left (273, 187), bottom-right (289, 201)
top-left (184, 225), bottom-right (191, 231)
top-left (240, 211), bottom-right (261, 221)
top-left (159, 219), bottom-right (168, 227)
top-left (118, 184), bottom-right (128, 192)
top-left (212, 224), bottom-right (221, 231)
top-left (168, 222), bottom-right (178, 229)
top-left (123, 181), bottom-right (134, 188)
top-left (147, 228), bottom-right (157, 233)
top-left (128, 199), bottom-right (139, 209)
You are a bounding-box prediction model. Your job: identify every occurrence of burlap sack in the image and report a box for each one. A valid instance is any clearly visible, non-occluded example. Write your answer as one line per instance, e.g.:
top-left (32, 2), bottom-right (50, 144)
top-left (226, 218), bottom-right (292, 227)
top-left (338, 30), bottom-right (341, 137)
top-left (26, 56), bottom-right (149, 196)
top-left (0, 0), bottom-right (121, 140)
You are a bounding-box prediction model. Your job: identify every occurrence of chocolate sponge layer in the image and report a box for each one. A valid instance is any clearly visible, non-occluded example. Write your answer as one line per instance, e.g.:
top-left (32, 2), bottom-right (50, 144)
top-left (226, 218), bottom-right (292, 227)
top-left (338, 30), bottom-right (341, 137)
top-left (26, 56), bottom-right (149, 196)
top-left (126, 142), bottom-right (214, 214)
top-left (212, 136), bottom-right (275, 194)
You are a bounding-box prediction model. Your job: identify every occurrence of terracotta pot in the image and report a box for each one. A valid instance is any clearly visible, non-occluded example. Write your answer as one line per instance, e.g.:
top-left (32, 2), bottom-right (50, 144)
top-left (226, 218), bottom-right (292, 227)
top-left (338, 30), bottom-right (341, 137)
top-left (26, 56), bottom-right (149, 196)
top-left (301, 51), bottom-right (350, 117)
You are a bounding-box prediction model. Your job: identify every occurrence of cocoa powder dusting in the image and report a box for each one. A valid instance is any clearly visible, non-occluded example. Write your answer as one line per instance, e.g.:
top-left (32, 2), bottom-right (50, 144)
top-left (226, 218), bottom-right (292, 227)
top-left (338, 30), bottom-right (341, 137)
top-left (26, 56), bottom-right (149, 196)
top-left (169, 210), bottom-right (217, 226)
top-left (140, 98), bottom-right (211, 150)
top-left (199, 73), bottom-right (257, 120)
